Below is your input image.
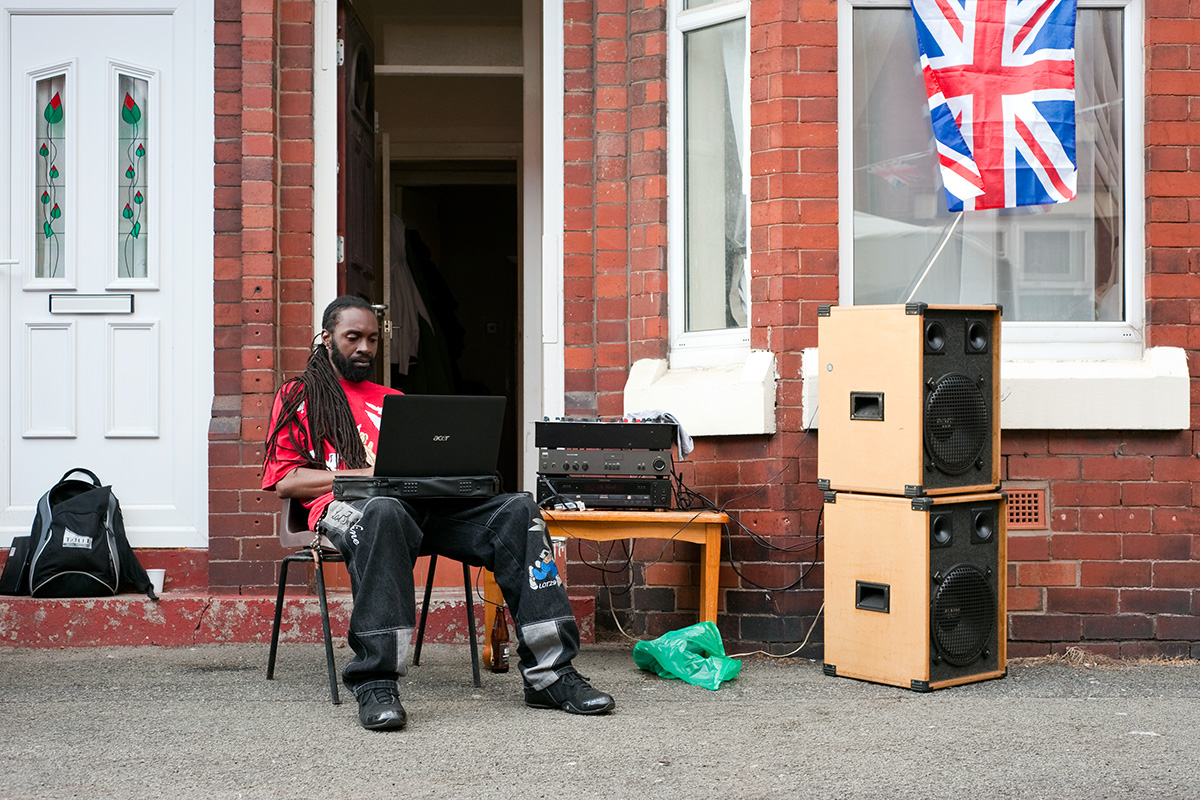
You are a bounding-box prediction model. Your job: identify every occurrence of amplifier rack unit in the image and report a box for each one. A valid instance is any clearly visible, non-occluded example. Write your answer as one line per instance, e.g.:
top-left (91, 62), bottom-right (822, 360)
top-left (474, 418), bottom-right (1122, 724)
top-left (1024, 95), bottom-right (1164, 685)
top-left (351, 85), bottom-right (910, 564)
top-left (537, 476), bottom-right (672, 511)
top-left (538, 448), bottom-right (673, 477)
top-left (535, 419), bottom-right (676, 450)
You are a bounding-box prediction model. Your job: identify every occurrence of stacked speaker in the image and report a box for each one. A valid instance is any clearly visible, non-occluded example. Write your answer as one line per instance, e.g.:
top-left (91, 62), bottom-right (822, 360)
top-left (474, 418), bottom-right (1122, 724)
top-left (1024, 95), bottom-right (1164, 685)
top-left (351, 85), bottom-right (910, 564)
top-left (817, 303), bottom-right (1006, 691)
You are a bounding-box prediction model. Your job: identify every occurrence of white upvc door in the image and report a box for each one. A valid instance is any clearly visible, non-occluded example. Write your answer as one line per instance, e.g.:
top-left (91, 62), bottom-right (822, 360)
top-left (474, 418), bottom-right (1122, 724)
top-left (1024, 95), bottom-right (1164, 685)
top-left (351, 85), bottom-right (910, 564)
top-left (1, 1), bottom-right (212, 547)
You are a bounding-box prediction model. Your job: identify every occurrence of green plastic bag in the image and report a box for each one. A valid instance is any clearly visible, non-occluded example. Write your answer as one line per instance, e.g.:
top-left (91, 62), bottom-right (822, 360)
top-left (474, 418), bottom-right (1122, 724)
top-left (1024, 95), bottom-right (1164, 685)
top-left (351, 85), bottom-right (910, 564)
top-left (632, 621), bottom-right (742, 691)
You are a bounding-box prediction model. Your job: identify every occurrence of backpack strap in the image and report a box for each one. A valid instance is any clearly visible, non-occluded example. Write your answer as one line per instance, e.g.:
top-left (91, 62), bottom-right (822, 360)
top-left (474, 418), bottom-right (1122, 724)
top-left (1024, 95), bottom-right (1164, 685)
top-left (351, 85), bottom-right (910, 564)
top-left (59, 467), bottom-right (101, 487)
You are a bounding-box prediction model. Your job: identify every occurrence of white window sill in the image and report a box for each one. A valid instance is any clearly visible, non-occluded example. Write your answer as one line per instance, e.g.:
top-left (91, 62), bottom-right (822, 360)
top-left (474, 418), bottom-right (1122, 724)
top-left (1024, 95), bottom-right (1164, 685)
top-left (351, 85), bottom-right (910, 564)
top-left (801, 346), bottom-right (1190, 430)
top-left (624, 352), bottom-right (778, 437)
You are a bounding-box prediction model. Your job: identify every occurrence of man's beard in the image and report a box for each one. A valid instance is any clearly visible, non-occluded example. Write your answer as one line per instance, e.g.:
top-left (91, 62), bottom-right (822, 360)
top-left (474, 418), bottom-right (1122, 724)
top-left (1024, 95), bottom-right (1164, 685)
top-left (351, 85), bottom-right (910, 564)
top-left (330, 347), bottom-right (374, 382)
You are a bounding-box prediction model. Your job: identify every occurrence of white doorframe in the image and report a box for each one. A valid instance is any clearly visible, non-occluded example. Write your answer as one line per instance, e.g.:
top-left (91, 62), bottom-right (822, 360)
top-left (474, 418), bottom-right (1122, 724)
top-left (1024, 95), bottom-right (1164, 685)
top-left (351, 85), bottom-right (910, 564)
top-left (313, 0), bottom-right (338, 333)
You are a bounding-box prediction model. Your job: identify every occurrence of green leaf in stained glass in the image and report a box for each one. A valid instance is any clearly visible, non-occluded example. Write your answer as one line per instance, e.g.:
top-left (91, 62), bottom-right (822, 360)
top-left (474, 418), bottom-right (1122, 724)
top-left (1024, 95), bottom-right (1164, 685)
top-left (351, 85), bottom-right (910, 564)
top-left (123, 204), bottom-right (133, 219)
top-left (43, 222), bottom-right (53, 238)
top-left (43, 93), bottom-right (63, 125)
top-left (50, 204), bottom-right (61, 219)
top-left (131, 222), bottom-right (141, 239)
top-left (121, 93), bottom-right (141, 124)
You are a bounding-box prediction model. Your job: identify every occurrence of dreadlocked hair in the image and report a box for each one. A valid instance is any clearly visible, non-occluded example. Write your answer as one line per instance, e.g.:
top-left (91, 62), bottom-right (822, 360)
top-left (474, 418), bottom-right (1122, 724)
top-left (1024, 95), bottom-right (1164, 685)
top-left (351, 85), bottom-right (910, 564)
top-left (264, 296), bottom-right (373, 471)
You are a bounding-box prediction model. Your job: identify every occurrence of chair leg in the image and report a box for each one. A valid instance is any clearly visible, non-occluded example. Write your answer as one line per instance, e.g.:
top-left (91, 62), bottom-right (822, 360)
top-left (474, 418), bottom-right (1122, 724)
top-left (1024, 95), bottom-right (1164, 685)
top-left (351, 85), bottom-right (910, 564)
top-left (463, 562), bottom-right (481, 688)
top-left (266, 557), bottom-right (292, 680)
top-left (414, 553), bottom-right (438, 666)
top-left (312, 557), bottom-right (341, 705)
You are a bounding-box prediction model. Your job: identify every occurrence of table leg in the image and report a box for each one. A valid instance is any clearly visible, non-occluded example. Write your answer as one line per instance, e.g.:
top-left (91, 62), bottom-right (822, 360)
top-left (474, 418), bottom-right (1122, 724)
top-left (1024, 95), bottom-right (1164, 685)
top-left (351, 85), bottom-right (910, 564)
top-left (699, 522), bottom-right (720, 624)
top-left (481, 570), bottom-right (502, 665)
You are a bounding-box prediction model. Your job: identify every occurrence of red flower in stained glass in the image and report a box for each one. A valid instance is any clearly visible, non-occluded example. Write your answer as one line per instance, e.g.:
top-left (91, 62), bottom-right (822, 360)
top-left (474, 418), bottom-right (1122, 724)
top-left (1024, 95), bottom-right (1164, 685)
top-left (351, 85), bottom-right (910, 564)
top-left (49, 166), bottom-right (58, 179)
top-left (125, 166), bottom-right (135, 179)
top-left (121, 92), bottom-right (142, 124)
top-left (51, 204), bottom-right (61, 219)
top-left (41, 191), bottom-right (50, 204)
top-left (123, 203), bottom-right (133, 219)
top-left (134, 191), bottom-right (144, 204)
top-left (43, 92), bottom-right (63, 125)
top-left (39, 144), bottom-right (49, 157)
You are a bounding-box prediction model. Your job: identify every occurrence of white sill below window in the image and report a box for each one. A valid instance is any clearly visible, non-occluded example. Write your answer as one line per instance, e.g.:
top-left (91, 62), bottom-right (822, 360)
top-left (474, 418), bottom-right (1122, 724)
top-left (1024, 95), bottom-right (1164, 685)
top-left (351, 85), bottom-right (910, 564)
top-left (800, 346), bottom-right (1190, 430)
top-left (624, 352), bottom-right (778, 437)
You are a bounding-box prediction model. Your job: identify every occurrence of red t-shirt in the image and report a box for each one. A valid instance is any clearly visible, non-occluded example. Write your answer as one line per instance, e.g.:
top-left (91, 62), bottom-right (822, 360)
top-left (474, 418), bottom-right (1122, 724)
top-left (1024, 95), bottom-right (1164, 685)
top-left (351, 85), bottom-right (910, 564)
top-left (262, 378), bottom-right (402, 529)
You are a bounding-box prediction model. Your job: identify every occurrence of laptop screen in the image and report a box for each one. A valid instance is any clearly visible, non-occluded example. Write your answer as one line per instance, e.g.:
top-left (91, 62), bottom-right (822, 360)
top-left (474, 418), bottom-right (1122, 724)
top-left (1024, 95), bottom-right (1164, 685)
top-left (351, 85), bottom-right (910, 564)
top-left (372, 394), bottom-right (506, 478)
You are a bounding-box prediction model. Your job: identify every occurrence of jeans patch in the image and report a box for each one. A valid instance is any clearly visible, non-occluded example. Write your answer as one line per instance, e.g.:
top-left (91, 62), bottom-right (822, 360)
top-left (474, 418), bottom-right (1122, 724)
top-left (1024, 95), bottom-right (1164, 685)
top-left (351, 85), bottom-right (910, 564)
top-left (321, 500), bottom-right (363, 546)
top-left (529, 548), bottom-right (562, 590)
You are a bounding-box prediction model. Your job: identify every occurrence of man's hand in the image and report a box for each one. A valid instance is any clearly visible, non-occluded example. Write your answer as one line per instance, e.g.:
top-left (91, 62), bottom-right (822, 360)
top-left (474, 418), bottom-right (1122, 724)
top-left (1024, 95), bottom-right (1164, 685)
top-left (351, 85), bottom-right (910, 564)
top-left (275, 466), bottom-right (374, 500)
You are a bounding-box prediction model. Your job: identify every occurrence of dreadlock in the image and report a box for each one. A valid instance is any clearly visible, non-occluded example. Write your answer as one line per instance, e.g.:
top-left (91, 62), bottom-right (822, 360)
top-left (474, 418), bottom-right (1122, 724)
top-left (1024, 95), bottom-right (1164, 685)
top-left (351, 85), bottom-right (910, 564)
top-left (264, 295), bottom-right (373, 471)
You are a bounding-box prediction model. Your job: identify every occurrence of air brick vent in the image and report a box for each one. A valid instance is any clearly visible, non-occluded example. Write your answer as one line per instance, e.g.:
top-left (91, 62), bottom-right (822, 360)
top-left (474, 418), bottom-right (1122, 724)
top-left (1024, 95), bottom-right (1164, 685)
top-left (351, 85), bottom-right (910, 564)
top-left (1006, 488), bottom-right (1046, 530)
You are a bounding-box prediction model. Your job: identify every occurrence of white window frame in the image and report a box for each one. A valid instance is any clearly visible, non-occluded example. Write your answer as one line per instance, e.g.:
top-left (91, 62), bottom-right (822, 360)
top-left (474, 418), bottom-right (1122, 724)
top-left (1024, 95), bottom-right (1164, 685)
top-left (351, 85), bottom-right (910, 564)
top-left (667, 0), bottom-right (751, 368)
top-left (836, 0), bottom-right (1146, 362)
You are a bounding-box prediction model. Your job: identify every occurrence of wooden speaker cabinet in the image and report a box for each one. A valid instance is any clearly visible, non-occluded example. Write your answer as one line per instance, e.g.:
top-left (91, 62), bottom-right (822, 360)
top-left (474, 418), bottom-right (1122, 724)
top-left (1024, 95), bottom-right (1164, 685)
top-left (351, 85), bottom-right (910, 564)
top-left (817, 303), bottom-right (1001, 497)
top-left (822, 491), bottom-right (1007, 691)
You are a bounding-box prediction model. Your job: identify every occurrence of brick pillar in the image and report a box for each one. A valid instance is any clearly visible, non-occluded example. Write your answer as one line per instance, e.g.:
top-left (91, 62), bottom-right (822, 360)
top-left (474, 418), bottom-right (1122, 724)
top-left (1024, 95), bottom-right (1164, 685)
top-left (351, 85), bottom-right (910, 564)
top-left (209, 0), bottom-right (316, 592)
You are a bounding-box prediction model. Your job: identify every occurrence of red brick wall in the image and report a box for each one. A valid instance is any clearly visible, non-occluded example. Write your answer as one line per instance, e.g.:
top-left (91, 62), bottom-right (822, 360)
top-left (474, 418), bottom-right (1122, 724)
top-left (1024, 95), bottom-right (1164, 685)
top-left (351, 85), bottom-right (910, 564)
top-left (200, 0), bottom-right (1199, 655)
top-left (560, 0), bottom-right (1200, 658)
top-left (560, 0), bottom-right (831, 651)
top-left (209, 0), bottom-right (316, 592)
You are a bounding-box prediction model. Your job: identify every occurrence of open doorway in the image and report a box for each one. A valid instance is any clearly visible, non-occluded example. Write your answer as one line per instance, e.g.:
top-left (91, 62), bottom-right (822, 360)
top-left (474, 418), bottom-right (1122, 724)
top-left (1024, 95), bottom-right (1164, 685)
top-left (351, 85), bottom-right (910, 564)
top-left (329, 0), bottom-right (539, 494)
top-left (388, 161), bottom-right (520, 492)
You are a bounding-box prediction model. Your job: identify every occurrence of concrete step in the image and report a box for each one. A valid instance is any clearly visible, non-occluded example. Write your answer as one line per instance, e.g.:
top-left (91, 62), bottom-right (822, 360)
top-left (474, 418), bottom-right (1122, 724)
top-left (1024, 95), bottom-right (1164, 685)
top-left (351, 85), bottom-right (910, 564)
top-left (0, 590), bottom-right (596, 648)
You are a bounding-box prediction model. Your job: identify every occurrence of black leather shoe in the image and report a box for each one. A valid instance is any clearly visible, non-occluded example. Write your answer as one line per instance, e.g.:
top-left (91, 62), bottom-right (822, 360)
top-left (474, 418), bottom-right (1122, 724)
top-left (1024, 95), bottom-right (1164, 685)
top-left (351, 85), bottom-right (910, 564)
top-left (357, 686), bottom-right (407, 731)
top-left (524, 667), bottom-right (615, 715)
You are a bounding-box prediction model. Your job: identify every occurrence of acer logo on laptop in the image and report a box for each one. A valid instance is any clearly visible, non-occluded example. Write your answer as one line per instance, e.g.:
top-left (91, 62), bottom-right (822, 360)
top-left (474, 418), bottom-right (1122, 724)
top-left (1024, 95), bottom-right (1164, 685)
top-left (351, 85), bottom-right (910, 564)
top-left (432, 435), bottom-right (450, 442)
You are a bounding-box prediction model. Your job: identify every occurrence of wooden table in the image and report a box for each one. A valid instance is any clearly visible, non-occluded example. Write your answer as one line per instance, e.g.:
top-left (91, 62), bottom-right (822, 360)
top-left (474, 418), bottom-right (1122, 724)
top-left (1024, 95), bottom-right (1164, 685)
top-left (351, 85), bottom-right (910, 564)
top-left (482, 509), bottom-right (729, 655)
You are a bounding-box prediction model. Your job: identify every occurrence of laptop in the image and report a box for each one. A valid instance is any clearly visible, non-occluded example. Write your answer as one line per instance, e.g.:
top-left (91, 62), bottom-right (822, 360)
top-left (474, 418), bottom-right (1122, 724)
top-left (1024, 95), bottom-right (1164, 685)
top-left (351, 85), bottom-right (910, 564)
top-left (374, 394), bottom-right (506, 477)
top-left (333, 394), bottom-right (506, 501)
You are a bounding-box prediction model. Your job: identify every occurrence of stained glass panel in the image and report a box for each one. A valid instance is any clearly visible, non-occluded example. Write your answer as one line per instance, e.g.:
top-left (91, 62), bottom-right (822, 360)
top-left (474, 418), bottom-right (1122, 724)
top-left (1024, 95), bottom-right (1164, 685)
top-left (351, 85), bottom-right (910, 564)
top-left (35, 75), bottom-right (66, 279)
top-left (118, 74), bottom-right (148, 279)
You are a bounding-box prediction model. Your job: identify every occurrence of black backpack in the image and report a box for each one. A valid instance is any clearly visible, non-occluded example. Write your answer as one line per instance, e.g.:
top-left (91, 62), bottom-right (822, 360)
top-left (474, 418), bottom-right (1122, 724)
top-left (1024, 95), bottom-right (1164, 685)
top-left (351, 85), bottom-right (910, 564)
top-left (8, 468), bottom-right (157, 599)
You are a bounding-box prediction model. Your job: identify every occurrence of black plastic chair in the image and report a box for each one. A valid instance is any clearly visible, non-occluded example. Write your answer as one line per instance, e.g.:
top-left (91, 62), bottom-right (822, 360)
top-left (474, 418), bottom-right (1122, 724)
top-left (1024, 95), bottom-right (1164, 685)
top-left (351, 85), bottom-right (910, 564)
top-left (266, 498), bottom-right (482, 705)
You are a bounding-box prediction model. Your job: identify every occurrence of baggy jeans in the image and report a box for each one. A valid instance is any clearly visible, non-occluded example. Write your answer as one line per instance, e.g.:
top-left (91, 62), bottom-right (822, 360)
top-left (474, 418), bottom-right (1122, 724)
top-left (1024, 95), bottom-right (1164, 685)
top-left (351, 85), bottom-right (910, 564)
top-left (317, 492), bottom-right (579, 700)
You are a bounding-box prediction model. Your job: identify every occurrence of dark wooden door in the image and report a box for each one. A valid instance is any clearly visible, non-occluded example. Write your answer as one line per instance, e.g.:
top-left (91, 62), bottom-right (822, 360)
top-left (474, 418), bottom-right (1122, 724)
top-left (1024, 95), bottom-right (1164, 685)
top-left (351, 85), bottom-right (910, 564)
top-left (337, 0), bottom-right (376, 301)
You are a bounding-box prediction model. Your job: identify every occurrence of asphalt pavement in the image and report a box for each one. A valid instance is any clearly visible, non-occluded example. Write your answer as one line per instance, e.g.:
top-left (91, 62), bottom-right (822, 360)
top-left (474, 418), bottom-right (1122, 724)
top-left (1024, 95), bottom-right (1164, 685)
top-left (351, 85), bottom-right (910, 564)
top-left (2, 641), bottom-right (1199, 799)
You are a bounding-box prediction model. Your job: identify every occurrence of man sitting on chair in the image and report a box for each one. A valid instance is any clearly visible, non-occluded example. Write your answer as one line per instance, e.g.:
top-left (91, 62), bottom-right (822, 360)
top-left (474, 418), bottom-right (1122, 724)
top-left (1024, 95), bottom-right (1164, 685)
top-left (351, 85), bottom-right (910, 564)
top-left (263, 295), bottom-right (614, 731)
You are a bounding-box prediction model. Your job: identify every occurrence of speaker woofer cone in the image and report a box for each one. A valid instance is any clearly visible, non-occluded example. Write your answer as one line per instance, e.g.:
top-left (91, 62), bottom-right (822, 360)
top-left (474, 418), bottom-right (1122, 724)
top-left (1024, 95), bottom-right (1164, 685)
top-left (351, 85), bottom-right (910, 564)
top-left (931, 564), bottom-right (996, 666)
top-left (924, 373), bottom-right (989, 474)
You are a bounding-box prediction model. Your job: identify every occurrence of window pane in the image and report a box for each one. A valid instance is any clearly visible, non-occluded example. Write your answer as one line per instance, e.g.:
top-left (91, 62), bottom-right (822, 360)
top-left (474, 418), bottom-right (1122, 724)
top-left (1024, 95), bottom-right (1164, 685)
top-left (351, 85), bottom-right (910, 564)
top-left (684, 18), bottom-right (747, 333)
top-left (35, 75), bottom-right (66, 279)
top-left (852, 8), bottom-right (1124, 322)
top-left (118, 74), bottom-right (148, 279)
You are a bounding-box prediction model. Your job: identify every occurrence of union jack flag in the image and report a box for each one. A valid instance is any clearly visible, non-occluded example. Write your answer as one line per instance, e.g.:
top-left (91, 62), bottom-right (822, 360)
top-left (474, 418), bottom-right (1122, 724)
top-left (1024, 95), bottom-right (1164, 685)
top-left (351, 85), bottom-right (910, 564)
top-left (911, 0), bottom-right (1077, 211)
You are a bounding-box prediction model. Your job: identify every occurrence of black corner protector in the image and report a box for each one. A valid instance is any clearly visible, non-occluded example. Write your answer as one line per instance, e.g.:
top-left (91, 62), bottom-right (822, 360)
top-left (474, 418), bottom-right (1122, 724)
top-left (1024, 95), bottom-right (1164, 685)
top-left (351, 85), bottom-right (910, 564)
top-left (905, 302), bottom-right (928, 315)
top-left (911, 497), bottom-right (933, 512)
top-left (823, 664), bottom-right (837, 677)
top-left (995, 303), bottom-right (1004, 316)
top-left (817, 304), bottom-right (833, 317)
top-left (910, 680), bottom-right (932, 692)
top-left (823, 490), bottom-right (838, 504)
top-left (817, 478), bottom-right (830, 490)
top-left (904, 484), bottom-right (924, 498)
